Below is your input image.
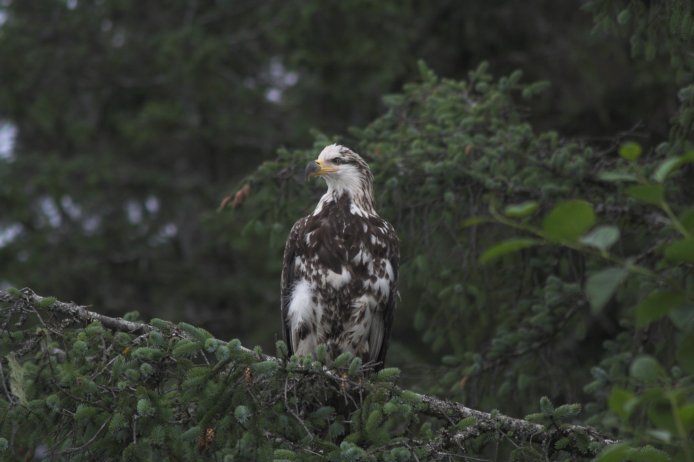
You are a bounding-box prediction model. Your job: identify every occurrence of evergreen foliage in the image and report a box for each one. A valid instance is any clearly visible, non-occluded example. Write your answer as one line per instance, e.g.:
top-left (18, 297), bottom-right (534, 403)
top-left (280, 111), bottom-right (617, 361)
top-left (0, 1), bottom-right (692, 460)
top-left (0, 289), bottom-right (614, 460)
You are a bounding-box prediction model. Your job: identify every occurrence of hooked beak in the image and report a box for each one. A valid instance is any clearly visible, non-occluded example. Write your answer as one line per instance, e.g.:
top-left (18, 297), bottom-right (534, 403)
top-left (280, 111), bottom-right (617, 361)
top-left (305, 160), bottom-right (336, 180)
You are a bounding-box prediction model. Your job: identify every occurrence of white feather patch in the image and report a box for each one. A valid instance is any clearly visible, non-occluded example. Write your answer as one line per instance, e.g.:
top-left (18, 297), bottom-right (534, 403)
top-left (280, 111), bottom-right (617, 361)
top-left (352, 249), bottom-right (373, 265)
top-left (384, 260), bottom-right (394, 280)
top-left (363, 260), bottom-right (393, 298)
top-left (350, 203), bottom-right (366, 216)
top-left (346, 295), bottom-right (377, 348)
top-left (287, 280), bottom-right (320, 355)
top-left (323, 266), bottom-right (351, 289)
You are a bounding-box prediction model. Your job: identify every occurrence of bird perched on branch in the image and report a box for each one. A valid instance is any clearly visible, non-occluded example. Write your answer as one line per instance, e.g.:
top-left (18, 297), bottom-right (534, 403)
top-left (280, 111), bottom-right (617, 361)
top-left (281, 145), bottom-right (399, 370)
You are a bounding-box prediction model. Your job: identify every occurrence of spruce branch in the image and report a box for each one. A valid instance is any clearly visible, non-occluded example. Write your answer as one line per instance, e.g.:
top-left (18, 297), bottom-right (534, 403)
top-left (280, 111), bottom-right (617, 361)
top-left (417, 394), bottom-right (616, 457)
top-left (0, 288), bottom-right (617, 458)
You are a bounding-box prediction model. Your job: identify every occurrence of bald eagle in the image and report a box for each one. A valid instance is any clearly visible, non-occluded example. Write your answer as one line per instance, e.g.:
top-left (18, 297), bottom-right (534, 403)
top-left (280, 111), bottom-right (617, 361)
top-left (281, 145), bottom-right (399, 370)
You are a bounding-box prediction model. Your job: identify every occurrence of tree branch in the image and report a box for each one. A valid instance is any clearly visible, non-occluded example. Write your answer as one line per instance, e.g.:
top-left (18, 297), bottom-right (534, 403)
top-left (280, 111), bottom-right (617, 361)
top-left (0, 288), bottom-right (617, 457)
top-left (418, 394), bottom-right (616, 457)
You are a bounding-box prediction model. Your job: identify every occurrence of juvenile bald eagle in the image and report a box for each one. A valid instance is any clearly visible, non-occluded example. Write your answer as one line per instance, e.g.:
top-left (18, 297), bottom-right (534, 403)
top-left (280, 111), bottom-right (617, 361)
top-left (281, 145), bottom-right (399, 370)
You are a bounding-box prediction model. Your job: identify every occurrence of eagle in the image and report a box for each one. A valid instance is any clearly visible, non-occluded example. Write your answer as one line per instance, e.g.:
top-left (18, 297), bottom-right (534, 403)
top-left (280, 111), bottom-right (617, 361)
top-left (281, 144), bottom-right (399, 370)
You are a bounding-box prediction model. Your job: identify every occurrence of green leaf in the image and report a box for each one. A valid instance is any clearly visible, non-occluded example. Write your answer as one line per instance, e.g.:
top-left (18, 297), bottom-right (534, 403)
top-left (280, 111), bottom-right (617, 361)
top-left (234, 405), bottom-right (251, 424)
top-left (594, 443), bottom-right (630, 462)
top-left (455, 416), bottom-right (477, 430)
top-left (131, 347), bottom-right (164, 361)
top-left (597, 170), bottom-right (639, 182)
top-left (677, 334), bottom-right (694, 374)
top-left (503, 201), bottom-right (539, 218)
top-left (630, 355), bottom-right (662, 382)
top-left (618, 141), bottom-right (642, 161)
top-left (479, 238), bottom-right (539, 264)
top-left (332, 352), bottom-right (353, 369)
top-left (653, 151), bottom-right (694, 182)
top-left (36, 296), bottom-right (57, 309)
top-left (178, 322), bottom-right (212, 342)
top-left (376, 368), bottom-right (401, 381)
top-left (136, 398), bottom-right (154, 416)
top-left (679, 208), bottom-right (694, 231)
top-left (172, 339), bottom-right (202, 358)
top-left (251, 360), bottom-right (279, 375)
top-left (635, 290), bottom-right (685, 327)
top-left (274, 449), bottom-right (298, 460)
top-left (543, 200), bottom-right (596, 241)
top-left (6, 287), bottom-right (22, 298)
top-left (348, 357), bottom-right (362, 376)
top-left (663, 238), bottom-right (694, 263)
top-left (328, 421), bottom-right (345, 440)
top-left (627, 445), bottom-right (671, 462)
top-left (585, 267), bottom-right (629, 313)
top-left (646, 430), bottom-right (672, 443)
top-left (669, 304), bottom-right (694, 331)
top-left (461, 216), bottom-right (489, 227)
top-left (554, 403), bottom-right (581, 418)
top-left (648, 398), bottom-right (678, 434)
top-left (679, 404), bottom-right (694, 431)
top-left (539, 396), bottom-right (553, 414)
top-left (617, 9), bottom-right (631, 25)
top-left (181, 426), bottom-right (201, 441)
top-left (626, 184), bottom-right (664, 205)
top-left (75, 404), bottom-right (100, 421)
top-left (608, 387), bottom-right (635, 419)
top-left (275, 340), bottom-right (288, 359)
top-left (150, 318), bottom-right (173, 330)
top-left (365, 409), bottom-right (383, 436)
top-left (580, 225), bottom-right (620, 251)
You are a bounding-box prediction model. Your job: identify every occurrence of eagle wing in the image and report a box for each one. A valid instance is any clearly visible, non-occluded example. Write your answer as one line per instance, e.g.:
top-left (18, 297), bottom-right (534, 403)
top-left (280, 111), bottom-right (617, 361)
top-left (280, 217), bottom-right (306, 357)
top-left (281, 213), bottom-right (399, 370)
top-left (369, 222), bottom-right (399, 370)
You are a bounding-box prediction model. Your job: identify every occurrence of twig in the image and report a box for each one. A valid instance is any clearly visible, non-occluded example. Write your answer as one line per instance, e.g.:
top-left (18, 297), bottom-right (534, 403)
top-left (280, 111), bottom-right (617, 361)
top-left (284, 377), bottom-right (314, 439)
top-left (59, 417), bottom-right (111, 454)
top-left (0, 361), bottom-right (14, 404)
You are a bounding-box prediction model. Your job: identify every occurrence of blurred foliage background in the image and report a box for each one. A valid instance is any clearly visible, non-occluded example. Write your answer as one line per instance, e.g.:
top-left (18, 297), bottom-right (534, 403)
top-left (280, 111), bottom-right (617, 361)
top-left (0, 0), bottom-right (678, 346)
top-left (0, 0), bottom-right (693, 458)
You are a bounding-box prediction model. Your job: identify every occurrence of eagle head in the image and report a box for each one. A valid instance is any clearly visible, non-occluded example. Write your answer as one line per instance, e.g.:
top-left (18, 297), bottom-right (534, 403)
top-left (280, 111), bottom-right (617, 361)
top-left (305, 144), bottom-right (373, 202)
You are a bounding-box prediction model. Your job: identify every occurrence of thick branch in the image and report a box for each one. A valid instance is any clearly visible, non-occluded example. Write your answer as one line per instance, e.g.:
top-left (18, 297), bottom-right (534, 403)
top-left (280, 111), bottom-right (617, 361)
top-left (6, 288), bottom-right (155, 336)
top-left (0, 288), bottom-right (617, 457)
top-left (417, 393), bottom-right (616, 456)
top-left (0, 288), bottom-right (264, 356)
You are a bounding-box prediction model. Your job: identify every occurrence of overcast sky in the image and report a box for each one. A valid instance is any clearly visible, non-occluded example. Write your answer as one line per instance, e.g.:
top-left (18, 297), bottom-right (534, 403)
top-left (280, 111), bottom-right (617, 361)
top-left (0, 123), bottom-right (16, 160)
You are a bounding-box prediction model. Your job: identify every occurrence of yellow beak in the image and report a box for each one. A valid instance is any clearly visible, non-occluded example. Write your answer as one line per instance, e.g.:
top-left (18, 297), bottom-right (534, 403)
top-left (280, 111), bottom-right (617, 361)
top-left (305, 159), bottom-right (337, 178)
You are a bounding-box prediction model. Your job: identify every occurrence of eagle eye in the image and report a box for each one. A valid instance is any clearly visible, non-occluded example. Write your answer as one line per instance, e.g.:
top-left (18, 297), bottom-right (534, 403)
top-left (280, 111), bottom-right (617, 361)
top-left (332, 157), bottom-right (345, 165)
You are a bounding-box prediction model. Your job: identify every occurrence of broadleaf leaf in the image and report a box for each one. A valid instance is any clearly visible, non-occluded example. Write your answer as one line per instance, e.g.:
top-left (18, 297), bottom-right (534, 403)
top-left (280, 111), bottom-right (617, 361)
top-left (503, 201), bottom-right (539, 218)
top-left (635, 290), bottom-right (685, 327)
top-left (585, 267), bottom-right (629, 313)
top-left (543, 200), bottom-right (596, 242)
top-left (479, 238), bottom-right (539, 264)
top-left (663, 238), bottom-right (694, 263)
top-left (618, 142), bottom-right (642, 161)
top-left (626, 184), bottom-right (664, 205)
top-left (653, 151), bottom-right (694, 182)
top-left (580, 225), bottom-right (620, 251)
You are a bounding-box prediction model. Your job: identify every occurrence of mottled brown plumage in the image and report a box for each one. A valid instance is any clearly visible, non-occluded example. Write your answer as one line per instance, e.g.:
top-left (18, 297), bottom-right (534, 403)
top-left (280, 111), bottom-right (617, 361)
top-left (281, 145), bottom-right (399, 370)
